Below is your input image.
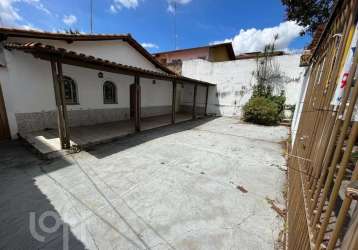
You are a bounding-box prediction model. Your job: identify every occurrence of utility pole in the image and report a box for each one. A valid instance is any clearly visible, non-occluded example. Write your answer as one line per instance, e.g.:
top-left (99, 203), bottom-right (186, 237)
top-left (174, 1), bottom-right (177, 50)
top-left (90, 0), bottom-right (93, 33)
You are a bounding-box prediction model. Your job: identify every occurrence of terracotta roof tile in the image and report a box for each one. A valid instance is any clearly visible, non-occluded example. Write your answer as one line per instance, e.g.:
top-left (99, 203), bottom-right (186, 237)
top-left (0, 27), bottom-right (174, 75)
top-left (4, 42), bottom-right (214, 86)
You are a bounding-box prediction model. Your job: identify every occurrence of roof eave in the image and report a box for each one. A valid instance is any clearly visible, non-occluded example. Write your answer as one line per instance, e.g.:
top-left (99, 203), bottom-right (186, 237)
top-left (5, 42), bottom-right (214, 86)
top-left (0, 27), bottom-right (175, 76)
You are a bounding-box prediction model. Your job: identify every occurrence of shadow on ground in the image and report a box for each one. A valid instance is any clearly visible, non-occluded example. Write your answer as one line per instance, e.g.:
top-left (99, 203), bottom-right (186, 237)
top-left (0, 140), bottom-right (86, 249)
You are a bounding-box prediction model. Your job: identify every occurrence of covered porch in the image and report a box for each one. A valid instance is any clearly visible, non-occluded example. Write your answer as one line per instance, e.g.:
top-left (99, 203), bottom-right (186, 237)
top-left (6, 43), bottom-right (213, 156)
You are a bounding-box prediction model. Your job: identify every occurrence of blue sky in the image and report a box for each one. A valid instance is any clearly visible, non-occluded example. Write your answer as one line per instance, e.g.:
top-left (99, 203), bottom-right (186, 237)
top-left (0, 0), bottom-right (310, 54)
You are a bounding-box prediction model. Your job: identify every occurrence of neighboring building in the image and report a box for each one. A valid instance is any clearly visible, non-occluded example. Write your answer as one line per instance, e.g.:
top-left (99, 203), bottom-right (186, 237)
top-left (235, 51), bottom-right (285, 60)
top-left (153, 43), bottom-right (236, 73)
top-left (182, 53), bottom-right (306, 117)
top-left (0, 28), bottom-right (212, 149)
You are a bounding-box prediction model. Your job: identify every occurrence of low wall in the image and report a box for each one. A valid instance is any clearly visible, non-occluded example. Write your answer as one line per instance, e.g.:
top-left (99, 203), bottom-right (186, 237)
top-left (15, 108), bottom-right (130, 133)
top-left (141, 105), bottom-right (172, 118)
top-left (16, 105), bottom-right (172, 133)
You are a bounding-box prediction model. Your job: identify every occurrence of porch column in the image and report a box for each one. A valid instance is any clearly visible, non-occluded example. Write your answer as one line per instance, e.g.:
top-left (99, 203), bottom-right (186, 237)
top-left (56, 58), bottom-right (71, 149)
top-left (192, 84), bottom-right (198, 119)
top-left (50, 57), bottom-right (70, 149)
top-left (204, 85), bottom-right (209, 116)
top-left (50, 58), bottom-right (64, 147)
top-left (134, 76), bottom-right (141, 132)
top-left (171, 80), bottom-right (177, 124)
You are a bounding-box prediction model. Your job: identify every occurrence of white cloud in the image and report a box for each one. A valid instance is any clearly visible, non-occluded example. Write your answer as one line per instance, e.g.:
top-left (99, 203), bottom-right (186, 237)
top-left (109, 4), bottom-right (119, 13)
top-left (167, 0), bottom-right (192, 13)
top-left (212, 21), bottom-right (304, 55)
top-left (0, 0), bottom-right (23, 26)
top-left (0, 0), bottom-right (50, 28)
top-left (23, 0), bottom-right (51, 15)
top-left (63, 14), bottom-right (77, 26)
top-left (110, 0), bottom-right (140, 13)
top-left (20, 23), bottom-right (42, 31)
top-left (141, 42), bottom-right (159, 49)
top-left (118, 0), bottom-right (139, 8)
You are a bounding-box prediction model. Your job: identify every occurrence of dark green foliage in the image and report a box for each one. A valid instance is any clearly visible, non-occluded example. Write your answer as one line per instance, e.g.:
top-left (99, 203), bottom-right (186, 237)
top-left (243, 97), bottom-right (281, 126)
top-left (248, 84), bottom-right (286, 124)
top-left (269, 91), bottom-right (286, 118)
top-left (243, 36), bottom-right (286, 126)
top-left (281, 0), bottom-right (335, 35)
top-left (252, 84), bottom-right (273, 99)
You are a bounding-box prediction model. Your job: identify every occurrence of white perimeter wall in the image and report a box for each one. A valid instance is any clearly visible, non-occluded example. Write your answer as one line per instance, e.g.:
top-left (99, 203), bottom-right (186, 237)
top-left (182, 54), bottom-right (306, 117)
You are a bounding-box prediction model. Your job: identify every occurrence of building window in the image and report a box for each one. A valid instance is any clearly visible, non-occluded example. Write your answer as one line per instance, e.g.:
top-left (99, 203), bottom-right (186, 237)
top-left (63, 76), bottom-right (78, 104)
top-left (103, 81), bottom-right (117, 104)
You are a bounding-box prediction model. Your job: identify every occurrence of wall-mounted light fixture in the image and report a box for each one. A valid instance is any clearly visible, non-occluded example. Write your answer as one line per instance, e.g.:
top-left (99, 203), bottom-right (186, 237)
top-left (98, 72), bottom-right (104, 78)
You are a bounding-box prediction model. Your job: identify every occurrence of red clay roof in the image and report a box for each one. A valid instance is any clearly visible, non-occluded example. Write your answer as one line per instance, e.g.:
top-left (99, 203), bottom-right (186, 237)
top-left (4, 42), bottom-right (214, 86)
top-left (0, 27), bottom-right (174, 75)
top-left (153, 42), bottom-right (236, 60)
top-left (236, 51), bottom-right (286, 60)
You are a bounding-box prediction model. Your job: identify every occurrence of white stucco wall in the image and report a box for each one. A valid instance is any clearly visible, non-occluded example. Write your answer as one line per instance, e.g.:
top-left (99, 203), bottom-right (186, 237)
top-left (182, 54), bottom-right (306, 117)
top-left (140, 79), bottom-right (172, 107)
top-left (0, 41), bottom-right (172, 138)
top-left (7, 37), bottom-right (163, 73)
top-left (3, 49), bottom-right (135, 111)
top-left (291, 67), bottom-right (311, 142)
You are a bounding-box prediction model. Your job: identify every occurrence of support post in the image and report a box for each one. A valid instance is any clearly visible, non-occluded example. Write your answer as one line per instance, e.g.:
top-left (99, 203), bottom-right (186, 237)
top-left (134, 76), bottom-right (141, 132)
top-left (172, 81), bottom-right (177, 124)
top-left (50, 57), bottom-right (65, 148)
top-left (56, 58), bottom-right (71, 149)
top-left (192, 84), bottom-right (197, 119)
top-left (204, 85), bottom-right (209, 116)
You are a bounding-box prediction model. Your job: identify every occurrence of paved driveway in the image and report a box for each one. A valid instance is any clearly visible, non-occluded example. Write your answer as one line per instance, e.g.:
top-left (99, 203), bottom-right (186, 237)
top-left (0, 117), bottom-right (288, 250)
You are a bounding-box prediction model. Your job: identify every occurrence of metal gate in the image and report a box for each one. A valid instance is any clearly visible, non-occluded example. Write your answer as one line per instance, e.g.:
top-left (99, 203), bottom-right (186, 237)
top-left (288, 0), bottom-right (358, 249)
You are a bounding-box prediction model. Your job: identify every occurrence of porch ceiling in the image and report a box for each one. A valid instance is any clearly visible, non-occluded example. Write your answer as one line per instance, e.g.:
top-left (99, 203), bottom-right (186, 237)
top-left (4, 42), bottom-right (214, 86)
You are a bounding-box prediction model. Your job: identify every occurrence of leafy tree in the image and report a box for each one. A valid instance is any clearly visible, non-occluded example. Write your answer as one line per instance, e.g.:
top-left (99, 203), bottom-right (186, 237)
top-left (281, 0), bottom-right (335, 35)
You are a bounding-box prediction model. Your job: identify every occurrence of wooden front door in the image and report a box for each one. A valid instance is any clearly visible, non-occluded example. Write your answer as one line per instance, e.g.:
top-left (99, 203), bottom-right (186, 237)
top-left (0, 83), bottom-right (10, 141)
top-left (130, 83), bottom-right (136, 120)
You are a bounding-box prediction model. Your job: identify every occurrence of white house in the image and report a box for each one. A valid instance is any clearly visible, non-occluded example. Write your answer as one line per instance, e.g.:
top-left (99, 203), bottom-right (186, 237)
top-left (0, 28), bottom-right (212, 150)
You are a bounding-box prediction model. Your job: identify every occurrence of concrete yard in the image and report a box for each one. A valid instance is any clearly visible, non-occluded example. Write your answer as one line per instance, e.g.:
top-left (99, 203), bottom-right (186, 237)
top-left (0, 117), bottom-right (288, 250)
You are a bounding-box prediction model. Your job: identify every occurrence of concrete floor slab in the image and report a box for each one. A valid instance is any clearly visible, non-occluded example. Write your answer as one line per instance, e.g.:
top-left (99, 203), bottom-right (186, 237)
top-left (0, 117), bottom-right (288, 250)
top-left (20, 113), bottom-right (193, 157)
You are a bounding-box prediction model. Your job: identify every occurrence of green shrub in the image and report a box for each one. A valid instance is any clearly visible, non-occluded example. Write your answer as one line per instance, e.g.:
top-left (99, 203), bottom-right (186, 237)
top-left (269, 94), bottom-right (286, 119)
top-left (243, 97), bottom-right (281, 125)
